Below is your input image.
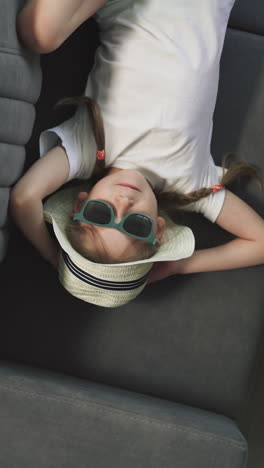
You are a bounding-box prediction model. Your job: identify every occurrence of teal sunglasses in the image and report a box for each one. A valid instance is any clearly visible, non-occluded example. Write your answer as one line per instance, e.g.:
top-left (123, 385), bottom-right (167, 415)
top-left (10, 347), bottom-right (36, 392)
top-left (73, 199), bottom-right (158, 246)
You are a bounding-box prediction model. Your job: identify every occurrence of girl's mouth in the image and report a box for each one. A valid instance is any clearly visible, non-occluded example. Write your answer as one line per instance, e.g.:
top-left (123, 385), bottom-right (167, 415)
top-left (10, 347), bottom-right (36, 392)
top-left (116, 184), bottom-right (141, 192)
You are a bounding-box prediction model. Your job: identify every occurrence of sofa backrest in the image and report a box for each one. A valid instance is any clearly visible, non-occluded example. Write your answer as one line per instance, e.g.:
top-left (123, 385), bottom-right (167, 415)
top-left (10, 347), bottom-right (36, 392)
top-left (212, 0), bottom-right (264, 219)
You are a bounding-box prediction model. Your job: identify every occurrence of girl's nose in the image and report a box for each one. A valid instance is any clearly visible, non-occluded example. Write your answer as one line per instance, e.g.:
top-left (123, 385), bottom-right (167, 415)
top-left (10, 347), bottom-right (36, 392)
top-left (113, 195), bottom-right (134, 221)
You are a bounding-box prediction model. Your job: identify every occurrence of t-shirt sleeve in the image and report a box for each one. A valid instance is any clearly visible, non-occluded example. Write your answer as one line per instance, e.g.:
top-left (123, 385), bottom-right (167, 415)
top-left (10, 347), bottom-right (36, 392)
top-left (182, 162), bottom-right (227, 223)
top-left (39, 105), bottom-right (97, 182)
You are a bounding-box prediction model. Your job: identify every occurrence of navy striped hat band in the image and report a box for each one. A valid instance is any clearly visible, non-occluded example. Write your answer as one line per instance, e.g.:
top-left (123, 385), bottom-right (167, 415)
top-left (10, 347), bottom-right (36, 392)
top-left (62, 250), bottom-right (150, 291)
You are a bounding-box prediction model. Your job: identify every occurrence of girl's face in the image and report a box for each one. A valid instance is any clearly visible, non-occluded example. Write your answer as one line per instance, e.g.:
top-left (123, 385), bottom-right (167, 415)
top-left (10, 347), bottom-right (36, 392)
top-left (71, 168), bottom-right (166, 262)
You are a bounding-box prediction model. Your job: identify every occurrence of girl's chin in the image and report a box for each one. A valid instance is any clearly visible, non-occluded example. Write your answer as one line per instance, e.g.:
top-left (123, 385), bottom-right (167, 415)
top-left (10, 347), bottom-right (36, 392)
top-left (108, 167), bottom-right (153, 189)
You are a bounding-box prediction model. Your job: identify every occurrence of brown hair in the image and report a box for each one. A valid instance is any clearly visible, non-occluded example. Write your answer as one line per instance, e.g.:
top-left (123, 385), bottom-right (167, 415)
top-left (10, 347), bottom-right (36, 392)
top-left (55, 96), bottom-right (107, 179)
top-left (57, 95), bottom-right (263, 263)
top-left (156, 152), bottom-right (263, 212)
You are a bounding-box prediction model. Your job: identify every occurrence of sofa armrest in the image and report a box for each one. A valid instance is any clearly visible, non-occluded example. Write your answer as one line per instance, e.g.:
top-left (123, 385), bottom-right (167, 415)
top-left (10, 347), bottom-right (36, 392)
top-left (0, 0), bottom-right (42, 261)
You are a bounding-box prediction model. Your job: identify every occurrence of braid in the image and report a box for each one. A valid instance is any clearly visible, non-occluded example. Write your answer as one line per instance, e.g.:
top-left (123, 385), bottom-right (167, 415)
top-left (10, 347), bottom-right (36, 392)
top-left (157, 152), bottom-right (263, 211)
top-left (55, 96), bottom-right (106, 175)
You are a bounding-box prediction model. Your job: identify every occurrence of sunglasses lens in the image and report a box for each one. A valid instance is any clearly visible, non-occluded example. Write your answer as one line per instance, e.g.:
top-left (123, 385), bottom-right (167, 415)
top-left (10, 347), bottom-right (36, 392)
top-left (83, 201), bottom-right (111, 225)
top-left (123, 214), bottom-right (152, 238)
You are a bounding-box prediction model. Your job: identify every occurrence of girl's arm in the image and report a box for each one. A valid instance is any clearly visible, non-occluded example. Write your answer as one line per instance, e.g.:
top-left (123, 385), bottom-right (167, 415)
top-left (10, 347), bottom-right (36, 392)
top-left (17, 0), bottom-right (108, 53)
top-left (10, 146), bottom-right (70, 269)
top-left (148, 189), bottom-right (264, 283)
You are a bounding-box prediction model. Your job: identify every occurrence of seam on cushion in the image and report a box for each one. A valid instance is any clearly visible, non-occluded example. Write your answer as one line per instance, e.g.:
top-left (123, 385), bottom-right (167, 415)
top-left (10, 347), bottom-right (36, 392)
top-left (0, 141), bottom-right (22, 149)
top-left (0, 95), bottom-right (34, 106)
top-left (0, 137), bottom-right (28, 146)
top-left (0, 46), bottom-right (29, 57)
top-left (0, 383), bottom-right (247, 451)
top-left (0, 135), bottom-right (32, 147)
top-left (0, 143), bottom-right (25, 169)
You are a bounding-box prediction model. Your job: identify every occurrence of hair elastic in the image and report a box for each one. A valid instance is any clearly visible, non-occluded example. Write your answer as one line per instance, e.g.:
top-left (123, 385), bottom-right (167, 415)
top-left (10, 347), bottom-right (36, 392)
top-left (210, 184), bottom-right (224, 192)
top-left (96, 149), bottom-right (105, 160)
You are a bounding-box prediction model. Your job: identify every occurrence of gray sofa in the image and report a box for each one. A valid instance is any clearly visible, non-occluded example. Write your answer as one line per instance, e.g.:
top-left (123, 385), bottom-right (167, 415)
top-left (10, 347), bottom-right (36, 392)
top-left (0, 0), bottom-right (263, 467)
top-left (0, 0), bottom-right (42, 261)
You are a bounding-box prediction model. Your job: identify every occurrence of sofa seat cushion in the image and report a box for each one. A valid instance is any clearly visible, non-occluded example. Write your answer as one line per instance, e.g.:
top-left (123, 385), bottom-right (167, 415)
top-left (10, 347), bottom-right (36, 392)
top-left (0, 361), bottom-right (247, 468)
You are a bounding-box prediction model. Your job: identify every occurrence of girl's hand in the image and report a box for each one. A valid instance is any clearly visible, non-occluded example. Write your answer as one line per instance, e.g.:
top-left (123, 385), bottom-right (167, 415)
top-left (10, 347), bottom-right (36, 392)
top-left (147, 260), bottom-right (183, 284)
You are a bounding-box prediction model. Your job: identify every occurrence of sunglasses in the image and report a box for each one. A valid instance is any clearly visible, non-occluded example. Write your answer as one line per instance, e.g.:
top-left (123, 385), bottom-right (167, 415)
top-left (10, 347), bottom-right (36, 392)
top-left (72, 199), bottom-right (158, 245)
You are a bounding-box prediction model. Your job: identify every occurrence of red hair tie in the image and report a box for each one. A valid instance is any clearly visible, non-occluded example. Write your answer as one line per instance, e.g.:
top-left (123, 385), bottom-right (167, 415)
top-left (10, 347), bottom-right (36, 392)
top-left (211, 184), bottom-right (224, 192)
top-left (96, 149), bottom-right (105, 160)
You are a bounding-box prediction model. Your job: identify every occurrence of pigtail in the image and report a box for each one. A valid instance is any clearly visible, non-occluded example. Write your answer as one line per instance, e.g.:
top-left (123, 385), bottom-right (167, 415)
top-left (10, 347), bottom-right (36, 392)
top-left (157, 152), bottom-right (263, 210)
top-left (55, 96), bottom-right (106, 176)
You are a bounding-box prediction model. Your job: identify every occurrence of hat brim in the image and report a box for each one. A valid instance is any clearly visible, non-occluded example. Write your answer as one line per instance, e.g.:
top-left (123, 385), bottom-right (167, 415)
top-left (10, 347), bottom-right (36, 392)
top-left (43, 182), bottom-right (195, 307)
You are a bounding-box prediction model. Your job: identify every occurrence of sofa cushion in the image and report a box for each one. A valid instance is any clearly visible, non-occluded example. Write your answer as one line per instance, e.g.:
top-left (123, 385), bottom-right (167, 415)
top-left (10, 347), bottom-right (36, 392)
top-left (0, 361), bottom-right (248, 468)
top-left (212, 27), bottom-right (264, 217)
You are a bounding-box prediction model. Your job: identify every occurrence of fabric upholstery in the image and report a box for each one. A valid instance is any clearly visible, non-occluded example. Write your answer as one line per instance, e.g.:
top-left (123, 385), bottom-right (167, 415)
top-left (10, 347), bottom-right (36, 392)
top-left (0, 0), bottom-right (263, 421)
top-left (229, 0), bottom-right (264, 35)
top-left (0, 0), bottom-right (263, 467)
top-left (212, 28), bottom-right (264, 210)
top-left (0, 362), bottom-right (248, 468)
top-left (0, 0), bottom-right (42, 261)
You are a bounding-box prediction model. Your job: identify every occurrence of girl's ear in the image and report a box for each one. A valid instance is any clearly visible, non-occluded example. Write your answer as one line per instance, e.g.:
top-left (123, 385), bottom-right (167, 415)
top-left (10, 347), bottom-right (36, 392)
top-left (69, 192), bottom-right (89, 217)
top-left (156, 216), bottom-right (166, 244)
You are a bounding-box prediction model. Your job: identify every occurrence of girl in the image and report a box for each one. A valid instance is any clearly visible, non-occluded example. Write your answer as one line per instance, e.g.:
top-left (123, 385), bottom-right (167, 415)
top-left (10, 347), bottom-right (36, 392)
top-left (11, 0), bottom-right (264, 307)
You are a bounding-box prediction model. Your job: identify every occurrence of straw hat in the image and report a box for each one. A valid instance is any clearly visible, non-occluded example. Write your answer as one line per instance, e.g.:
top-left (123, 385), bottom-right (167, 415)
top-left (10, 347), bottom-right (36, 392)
top-left (43, 182), bottom-right (195, 308)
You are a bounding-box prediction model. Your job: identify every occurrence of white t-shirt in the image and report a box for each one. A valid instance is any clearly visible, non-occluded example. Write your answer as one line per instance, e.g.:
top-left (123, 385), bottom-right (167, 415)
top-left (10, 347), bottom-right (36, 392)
top-left (40, 0), bottom-right (236, 222)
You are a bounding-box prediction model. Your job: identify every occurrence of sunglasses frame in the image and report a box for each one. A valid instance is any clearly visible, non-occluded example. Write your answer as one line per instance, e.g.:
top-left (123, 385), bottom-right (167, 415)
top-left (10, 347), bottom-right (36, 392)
top-left (73, 199), bottom-right (158, 246)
